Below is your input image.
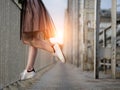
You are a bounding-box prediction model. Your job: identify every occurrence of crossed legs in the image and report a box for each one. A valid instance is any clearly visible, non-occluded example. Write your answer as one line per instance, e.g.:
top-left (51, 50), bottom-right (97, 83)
top-left (25, 38), bottom-right (54, 71)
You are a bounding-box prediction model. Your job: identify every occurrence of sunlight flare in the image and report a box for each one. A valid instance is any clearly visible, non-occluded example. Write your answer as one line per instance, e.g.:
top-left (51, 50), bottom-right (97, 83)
top-left (50, 30), bottom-right (64, 44)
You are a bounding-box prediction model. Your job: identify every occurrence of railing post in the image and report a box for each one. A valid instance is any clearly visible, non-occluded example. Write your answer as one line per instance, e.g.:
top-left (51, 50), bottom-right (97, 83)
top-left (111, 0), bottom-right (117, 79)
top-left (94, 0), bottom-right (100, 79)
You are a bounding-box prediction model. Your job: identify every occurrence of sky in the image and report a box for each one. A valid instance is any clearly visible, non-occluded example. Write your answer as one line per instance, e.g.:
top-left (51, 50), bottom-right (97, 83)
top-left (101, 0), bottom-right (120, 10)
top-left (43, 0), bottom-right (67, 32)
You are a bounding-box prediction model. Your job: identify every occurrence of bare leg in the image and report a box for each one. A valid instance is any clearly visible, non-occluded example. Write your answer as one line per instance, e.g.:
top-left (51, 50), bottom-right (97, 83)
top-left (25, 46), bottom-right (37, 71)
top-left (32, 39), bottom-right (54, 53)
top-left (23, 38), bottom-right (54, 72)
top-left (26, 38), bottom-right (54, 53)
top-left (22, 32), bottom-right (54, 53)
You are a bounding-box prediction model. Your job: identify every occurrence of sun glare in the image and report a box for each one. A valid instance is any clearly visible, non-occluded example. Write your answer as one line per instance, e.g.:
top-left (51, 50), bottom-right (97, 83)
top-left (50, 30), bottom-right (64, 45)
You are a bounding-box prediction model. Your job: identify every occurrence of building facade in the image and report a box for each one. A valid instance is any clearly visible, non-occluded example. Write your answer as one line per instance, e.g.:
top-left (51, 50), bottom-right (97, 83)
top-left (64, 0), bottom-right (120, 78)
top-left (63, 0), bottom-right (96, 70)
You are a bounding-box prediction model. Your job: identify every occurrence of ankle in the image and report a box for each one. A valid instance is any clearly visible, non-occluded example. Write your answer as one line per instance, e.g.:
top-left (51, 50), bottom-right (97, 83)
top-left (27, 68), bottom-right (35, 72)
top-left (26, 67), bottom-right (35, 72)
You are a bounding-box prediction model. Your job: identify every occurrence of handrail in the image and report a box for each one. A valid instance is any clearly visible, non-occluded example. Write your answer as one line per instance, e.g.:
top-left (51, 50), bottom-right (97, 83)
top-left (99, 20), bottom-right (120, 43)
top-left (11, 0), bottom-right (22, 10)
top-left (99, 19), bottom-right (120, 35)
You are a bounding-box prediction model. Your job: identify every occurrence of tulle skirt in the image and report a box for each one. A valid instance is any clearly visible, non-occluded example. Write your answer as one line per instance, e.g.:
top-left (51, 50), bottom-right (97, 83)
top-left (20, 0), bottom-right (56, 44)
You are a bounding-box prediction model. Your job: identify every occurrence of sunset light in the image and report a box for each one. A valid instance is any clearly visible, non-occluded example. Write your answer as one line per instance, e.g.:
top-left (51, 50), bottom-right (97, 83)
top-left (50, 30), bottom-right (64, 45)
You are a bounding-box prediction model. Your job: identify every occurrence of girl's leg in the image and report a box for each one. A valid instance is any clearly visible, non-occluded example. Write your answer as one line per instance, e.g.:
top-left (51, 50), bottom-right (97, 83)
top-left (25, 46), bottom-right (37, 71)
top-left (22, 32), bottom-right (54, 54)
top-left (30, 39), bottom-right (54, 53)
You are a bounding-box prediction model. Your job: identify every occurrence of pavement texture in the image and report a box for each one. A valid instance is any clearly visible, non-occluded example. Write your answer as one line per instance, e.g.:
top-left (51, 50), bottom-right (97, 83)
top-left (26, 62), bottom-right (120, 90)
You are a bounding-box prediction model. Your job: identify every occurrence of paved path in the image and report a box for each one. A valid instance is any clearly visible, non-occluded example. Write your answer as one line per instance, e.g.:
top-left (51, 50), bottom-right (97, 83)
top-left (27, 62), bottom-right (120, 90)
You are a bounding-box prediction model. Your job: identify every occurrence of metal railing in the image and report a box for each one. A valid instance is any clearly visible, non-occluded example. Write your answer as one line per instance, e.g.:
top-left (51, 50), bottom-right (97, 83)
top-left (99, 20), bottom-right (120, 75)
top-left (99, 20), bottom-right (120, 46)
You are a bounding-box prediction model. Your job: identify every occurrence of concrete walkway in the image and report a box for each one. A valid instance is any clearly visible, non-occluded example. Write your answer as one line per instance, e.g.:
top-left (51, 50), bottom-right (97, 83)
top-left (25, 62), bottom-right (120, 90)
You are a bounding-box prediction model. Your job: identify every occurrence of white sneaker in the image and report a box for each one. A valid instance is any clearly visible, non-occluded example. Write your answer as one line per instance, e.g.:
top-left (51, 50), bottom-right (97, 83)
top-left (53, 44), bottom-right (65, 63)
top-left (20, 69), bottom-right (36, 80)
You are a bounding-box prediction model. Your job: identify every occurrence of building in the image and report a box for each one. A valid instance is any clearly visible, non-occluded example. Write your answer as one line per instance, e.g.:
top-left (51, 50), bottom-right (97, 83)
top-left (63, 0), bottom-right (96, 70)
top-left (63, 0), bottom-right (120, 75)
